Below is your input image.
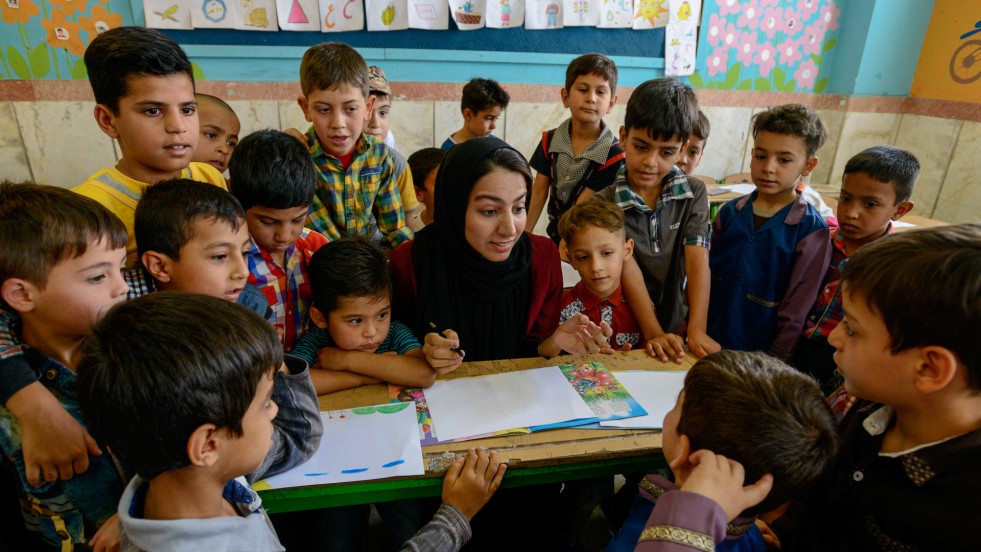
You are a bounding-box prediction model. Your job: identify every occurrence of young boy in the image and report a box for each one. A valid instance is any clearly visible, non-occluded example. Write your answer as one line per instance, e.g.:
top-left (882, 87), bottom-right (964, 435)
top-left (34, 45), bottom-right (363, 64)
top-left (557, 201), bottom-right (640, 350)
top-left (228, 130), bottom-right (329, 352)
top-left (592, 78), bottom-right (718, 361)
top-left (610, 350), bottom-right (839, 551)
top-left (0, 182), bottom-right (131, 550)
top-left (77, 292), bottom-right (506, 551)
top-left (291, 238), bottom-right (436, 395)
top-left (528, 53), bottom-right (625, 244)
top-left (135, 179), bottom-right (275, 323)
top-left (794, 145), bottom-right (918, 395)
top-left (73, 27), bottom-right (226, 268)
top-left (365, 66), bottom-right (423, 239)
top-left (296, 42), bottom-right (413, 249)
top-left (707, 104), bottom-right (832, 361)
top-left (192, 93), bottom-right (241, 174)
top-left (440, 78), bottom-right (510, 150)
top-left (648, 224), bottom-right (981, 551)
top-left (676, 110), bottom-right (708, 176)
top-left (407, 147), bottom-right (445, 229)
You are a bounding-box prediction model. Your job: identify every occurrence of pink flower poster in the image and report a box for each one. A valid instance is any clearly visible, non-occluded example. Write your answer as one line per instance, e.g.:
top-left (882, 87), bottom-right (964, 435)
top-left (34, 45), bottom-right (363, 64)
top-left (664, 21), bottom-right (696, 76)
top-left (448, 0), bottom-right (486, 30)
top-left (562, 0), bottom-right (597, 27)
top-left (407, 0), bottom-right (449, 30)
top-left (597, 0), bottom-right (631, 29)
top-left (485, 0), bottom-right (524, 29)
top-left (235, 0), bottom-right (278, 30)
top-left (525, 0), bottom-right (561, 29)
top-left (276, 0), bottom-right (320, 30)
top-left (144, 0), bottom-right (193, 29)
top-left (192, 0), bottom-right (237, 28)
top-left (320, 0), bottom-right (364, 31)
top-left (366, 0), bottom-right (408, 30)
top-left (632, 0), bottom-right (668, 30)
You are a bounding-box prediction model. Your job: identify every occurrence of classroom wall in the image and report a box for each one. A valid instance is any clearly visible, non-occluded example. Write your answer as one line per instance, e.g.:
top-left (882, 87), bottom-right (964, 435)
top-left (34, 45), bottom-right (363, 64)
top-left (910, 0), bottom-right (981, 104)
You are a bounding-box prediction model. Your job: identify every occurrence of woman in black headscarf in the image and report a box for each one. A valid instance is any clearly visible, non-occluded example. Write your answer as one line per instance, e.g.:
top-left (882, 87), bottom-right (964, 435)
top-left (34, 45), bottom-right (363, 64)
top-left (390, 137), bottom-right (611, 370)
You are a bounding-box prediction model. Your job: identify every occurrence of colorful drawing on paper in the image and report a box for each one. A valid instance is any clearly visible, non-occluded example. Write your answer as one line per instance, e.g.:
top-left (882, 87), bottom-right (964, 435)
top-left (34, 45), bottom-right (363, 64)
top-left (665, 21), bottom-right (696, 76)
top-left (277, 0), bottom-right (319, 30)
top-left (598, 0), bottom-right (631, 29)
top-left (367, 0), bottom-right (407, 30)
top-left (320, 0), bottom-right (364, 31)
top-left (485, 0), bottom-right (522, 29)
top-left (634, 0), bottom-right (666, 27)
top-left (563, 0), bottom-right (597, 27)
top-left (202, 0), bottom-right (228, 21)
top-left (288, 0), bottom-right (307, 21)
top-left (415, 3), bottom-right (436, 19)
top-left (407, 0), bottom-right (448, 29)
top-left (557, 362), bottom-right (646, 422)
top-left (455, 0), bottom-right (480, 25)
top-left (546, 1), bottom-right (559, 27)
top-left (144, 0), bottom-right (194, 29)
top-left (237, 0), bottom-right (277, 29)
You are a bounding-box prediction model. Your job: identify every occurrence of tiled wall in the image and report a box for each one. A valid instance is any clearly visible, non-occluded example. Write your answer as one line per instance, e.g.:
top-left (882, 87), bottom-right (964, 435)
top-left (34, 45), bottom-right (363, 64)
top-left (2, 84), bottom-right (979, 225)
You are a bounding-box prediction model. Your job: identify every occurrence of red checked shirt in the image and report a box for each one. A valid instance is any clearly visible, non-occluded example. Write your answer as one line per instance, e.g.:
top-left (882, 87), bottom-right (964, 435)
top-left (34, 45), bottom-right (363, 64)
top-left (559, 281), bottom-right (642, 349)
top-left (246, 228), bottom-right (328, 352)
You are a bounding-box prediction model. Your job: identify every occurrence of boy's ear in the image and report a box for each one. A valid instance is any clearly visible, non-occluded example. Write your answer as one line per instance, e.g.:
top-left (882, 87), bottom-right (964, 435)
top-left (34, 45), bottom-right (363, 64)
top-left (297, 95), bottom-right (312, 123)
top-left (364, 94), bottom-right (376, 121)
top-left (1, 279), bottom-right (38, 313)
top-left (462, 108), bottom-right (474, 121)
top-left (415, 187), bottom-right (426, 203)
top-left (141, 251), bottom-right (173, 285)
top-left (667, 434), bottom-right (693, 472)
top-left (801, 155), bottom-right (819, 177)
top-left (607, 94), bottom-right (618, 113)
top-left (623, 238), bottom-right (635, 260)
top-left (892, 200), bottom-right (914, 220)
top-left (186, 424), bottom-right (221, 468)
top-left (560, 87), bottom-right (570, 108)
top-left (309, 306), bottom-right (329, 329)
top-left (619, 125), bottom-right (628, 145)
top-left (94, 104), bottom-right (120, 140)
top-left (913, 346), bottom-right (961, 394)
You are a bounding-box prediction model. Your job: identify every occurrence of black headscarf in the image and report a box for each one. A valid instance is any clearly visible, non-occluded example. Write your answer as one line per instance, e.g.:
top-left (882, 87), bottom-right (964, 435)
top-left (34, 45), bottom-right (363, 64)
top-left (410, 137), bottom-right (533, 361)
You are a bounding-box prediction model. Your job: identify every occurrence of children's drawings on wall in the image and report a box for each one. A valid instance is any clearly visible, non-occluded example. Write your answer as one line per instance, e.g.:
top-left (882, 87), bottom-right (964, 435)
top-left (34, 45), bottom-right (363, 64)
top-left (448, 0), bottom-right (485, 30)
top-left (192, 0), bottom-right (237, 28)
top-left (562, 0), bottom-right (597, 27)
top-left (320, 0), bottom-right (365, 31)
top-left (664, 21), bottom-right (696, 76)
top-left (235, 0), bottom-right (278, 30)
top-left (276, 0), bottom-right (320, 30)
top-left (525, 0), bottom-right (562, 29)
top-left (366, 0), bottom-right (408, 30)
top-left (144, 0), bottom-right (194, 29)
top-left (632, 0), bottom-right (667, 30)
top-left (668, 0), bottom-right (697, 25)
top-left (485, 0), bottom-right (523, 29)
top-left (407, 0), bottom-right (448, 30)
top-left (597, 0), bottom-right (631, 28)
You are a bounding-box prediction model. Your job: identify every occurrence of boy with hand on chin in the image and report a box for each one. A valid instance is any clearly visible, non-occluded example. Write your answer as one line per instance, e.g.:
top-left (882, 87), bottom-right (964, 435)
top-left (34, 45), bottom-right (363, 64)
top-left (708, 104), bottom-right (832, 361)
top-left (74, 27), bottom-right (226, 268)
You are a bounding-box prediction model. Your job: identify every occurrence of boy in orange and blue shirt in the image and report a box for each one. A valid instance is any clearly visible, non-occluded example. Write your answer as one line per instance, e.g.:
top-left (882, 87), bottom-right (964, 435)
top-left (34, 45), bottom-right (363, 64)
top-left (228, 130), bottom-right (328, 352)
top-left (296, 42), bottom-right (412, 249)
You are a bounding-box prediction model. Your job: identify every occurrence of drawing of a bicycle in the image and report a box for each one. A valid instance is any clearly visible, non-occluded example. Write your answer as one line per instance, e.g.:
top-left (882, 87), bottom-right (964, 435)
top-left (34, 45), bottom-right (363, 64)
top-left (950, 19), bottom-right (981, 84)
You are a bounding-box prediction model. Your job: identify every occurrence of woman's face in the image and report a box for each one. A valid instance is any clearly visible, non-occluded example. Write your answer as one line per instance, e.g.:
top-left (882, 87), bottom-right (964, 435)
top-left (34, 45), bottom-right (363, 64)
top-left (464, 168), bottom-right (528, 262)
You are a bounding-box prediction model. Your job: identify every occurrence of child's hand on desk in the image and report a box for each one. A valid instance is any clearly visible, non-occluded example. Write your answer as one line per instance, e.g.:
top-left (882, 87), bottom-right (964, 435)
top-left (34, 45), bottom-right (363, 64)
top-left (423, 330), bottom-right (464, 374)
top-left (678, 449), bottom-right (773, 522)
top-left (645, 333), bottom-right (686, 364)
top-left (553, 314), bottom-right (615, 355)
top-left (685, 330), bottom-right (721, 359)
top-left (442, 448), bottom-right (507, 521)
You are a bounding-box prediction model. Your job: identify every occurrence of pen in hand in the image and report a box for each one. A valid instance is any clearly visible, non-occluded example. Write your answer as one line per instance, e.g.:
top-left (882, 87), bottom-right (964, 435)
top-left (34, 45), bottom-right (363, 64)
top-left (429, 322), bottom-right (465, 358)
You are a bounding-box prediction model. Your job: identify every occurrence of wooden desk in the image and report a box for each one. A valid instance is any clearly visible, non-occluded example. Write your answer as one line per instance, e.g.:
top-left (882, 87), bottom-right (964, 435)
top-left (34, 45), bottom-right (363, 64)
top-left (258, 350), bottom-right (694, 513)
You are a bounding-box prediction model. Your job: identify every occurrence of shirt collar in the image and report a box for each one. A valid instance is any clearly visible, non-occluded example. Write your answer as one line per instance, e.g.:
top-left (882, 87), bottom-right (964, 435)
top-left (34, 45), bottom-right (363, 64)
top-left (548, 119), bottom-right (615, 166)
top-left (610, 166), bottom-right (693, 213)
top-left (572, 281), bottom-right (625, 312)
top-left (735, 189), bottom-right (810, 225)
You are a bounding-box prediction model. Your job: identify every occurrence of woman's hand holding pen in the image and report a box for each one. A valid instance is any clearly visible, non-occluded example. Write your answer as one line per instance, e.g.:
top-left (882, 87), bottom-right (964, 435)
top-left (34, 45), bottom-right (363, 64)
top-left (423, 328), bottom-right (465, 374)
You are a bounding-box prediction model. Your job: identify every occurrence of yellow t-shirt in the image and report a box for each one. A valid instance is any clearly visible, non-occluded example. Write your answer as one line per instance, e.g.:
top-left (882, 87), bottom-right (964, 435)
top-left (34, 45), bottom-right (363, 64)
top-left (73, 163), bottom-right (227, 267)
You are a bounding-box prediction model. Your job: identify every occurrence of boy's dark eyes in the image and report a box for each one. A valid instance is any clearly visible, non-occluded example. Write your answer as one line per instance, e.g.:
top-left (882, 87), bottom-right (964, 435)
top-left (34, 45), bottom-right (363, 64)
top-left (87, 274), bottom-right (107, 284)
top-left (211, 254), bottom-right (227, 261)
top-left (226, 140), bottom-right (237, 148)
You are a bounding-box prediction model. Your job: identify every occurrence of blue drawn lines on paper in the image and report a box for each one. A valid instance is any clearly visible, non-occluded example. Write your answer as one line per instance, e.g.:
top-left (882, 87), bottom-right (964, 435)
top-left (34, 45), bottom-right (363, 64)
top-left (382, 459), bottom-right (405, 468)
top-left (303, 458), bottom-right (407, 477)
top-left (341, 468), bottom-right (370, 474)
top-left (304, 472), bottom-right (330, 476)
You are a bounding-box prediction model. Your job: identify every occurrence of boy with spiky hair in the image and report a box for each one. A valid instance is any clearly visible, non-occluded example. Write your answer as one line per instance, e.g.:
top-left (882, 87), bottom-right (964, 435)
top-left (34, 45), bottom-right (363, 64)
top-left (441, 78), bottom-right (510, 150)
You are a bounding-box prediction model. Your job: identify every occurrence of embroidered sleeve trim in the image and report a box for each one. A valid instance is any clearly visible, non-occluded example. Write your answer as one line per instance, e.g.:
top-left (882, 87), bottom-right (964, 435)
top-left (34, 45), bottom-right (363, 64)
top-left (638, 526), bottom-right (714, 551)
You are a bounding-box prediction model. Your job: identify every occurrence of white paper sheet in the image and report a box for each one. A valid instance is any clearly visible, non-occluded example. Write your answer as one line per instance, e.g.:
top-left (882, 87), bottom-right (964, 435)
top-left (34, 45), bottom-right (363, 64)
top-left (665, 21), bottom-right (696, 76)
top-left (719, 183), bottom-right (757, 195)
top-left (631, 0), bottom-right (668, 30)
top-left (320, 0), bottom-right (364, 31)
top-left (367, 0), bottom-right (409, 30)
top-left (449, 0), bottom-right (486, 30)
top-left (408, 0), bottom-right (449, 29)
top-left (599, 371), bottom-right (686, 429)
top-left (259, 403), bottom-right (424, 489)
top-left (597, 0), bottom-right (630, 28)
top-left (525, 0), bottom-right (562, 29)
top-left (667, 0), bottom-right (697, 25)
top-left (144, 0), bottom-right (194, 29)
top-left (192, 0), bottom-right (238, 28)
top-left (485, 0), bottom-right (523, 29)
top-left (235, 0), bottom-right (278, 30)
top-left (892, 220), bottom-right (916, 228)
top-left (424, 367), bottom-right (595, 441)
top-left (277, 0), bottom-right (321, 30)
top-left (562, 0), bottom-right (597, 26)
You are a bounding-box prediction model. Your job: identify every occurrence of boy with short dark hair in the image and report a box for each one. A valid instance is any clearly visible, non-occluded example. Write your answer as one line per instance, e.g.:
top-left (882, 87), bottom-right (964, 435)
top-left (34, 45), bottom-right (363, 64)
top-left (135, 180), bottom-right (274, 322)
top-left (407, 147), bottom-right (445, 229)
top-left (677, 110), bottom-right (709, 176)
top-left (707, 104), bottom-right (832, 361)
top-left (193, 93), bottom-right (240, 174)
top-left (528, 53), bottom-right (624, 243)
top-left (557, 201), bottom-right (640, 350)
top-left (441, 78), bottom-right (510, 150)
top-left (291, 238), bottom-right (436, 395)
top-left (74, 27), bottom-right (226, 267)
top-left (592, 77), bottom-right (718, 362)
top-left (228, 130), bottom-right (329, 351)
top-left (0, 182), bottom-right (131, 550)
top-left (794, 145), bottom-right (918, 395)
top-left (610, 350), bottom-right (839, 551)
top-left (296, 42), bottom-right (413, 249)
